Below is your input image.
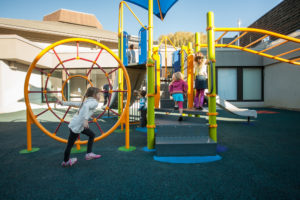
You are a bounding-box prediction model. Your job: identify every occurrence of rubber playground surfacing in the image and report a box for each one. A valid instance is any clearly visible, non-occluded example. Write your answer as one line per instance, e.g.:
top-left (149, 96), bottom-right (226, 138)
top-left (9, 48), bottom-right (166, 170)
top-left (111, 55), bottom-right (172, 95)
top-left (0, 107), bottom-right (300, 200)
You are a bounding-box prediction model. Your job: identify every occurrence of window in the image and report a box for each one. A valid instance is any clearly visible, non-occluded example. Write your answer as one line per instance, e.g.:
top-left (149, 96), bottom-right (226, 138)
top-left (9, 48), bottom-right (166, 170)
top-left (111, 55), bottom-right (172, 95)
top-left (217, 68), bottom-right (237, 100)
top-left (243, 68), bottom-right (262, 100)
top-left (217, 67), bottom-right (263, 101)
top-left (42, 70), bottom-right (63, 102)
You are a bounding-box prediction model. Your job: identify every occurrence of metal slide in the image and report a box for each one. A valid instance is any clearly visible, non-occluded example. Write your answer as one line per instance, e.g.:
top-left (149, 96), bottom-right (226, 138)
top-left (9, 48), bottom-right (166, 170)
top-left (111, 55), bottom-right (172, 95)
top-left (109, 64), bottom-right (146, 108)
top-left (216, 95), bottom-right (257, 118)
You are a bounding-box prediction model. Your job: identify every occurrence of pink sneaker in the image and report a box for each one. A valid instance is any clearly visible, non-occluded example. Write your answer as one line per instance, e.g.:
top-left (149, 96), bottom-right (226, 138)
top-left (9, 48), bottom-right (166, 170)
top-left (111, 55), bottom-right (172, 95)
top-left (85, 152), bottom-right (101, 160)
top-left (61, 158), bottom-right (77, 167)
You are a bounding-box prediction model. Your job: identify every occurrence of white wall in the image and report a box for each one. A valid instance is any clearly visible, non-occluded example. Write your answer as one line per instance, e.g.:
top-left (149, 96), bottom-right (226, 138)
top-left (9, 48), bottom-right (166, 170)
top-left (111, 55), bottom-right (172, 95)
top-left (264, 62), bottom-right (300, 110)
top-left (0, 60), bottom-right (43, 113)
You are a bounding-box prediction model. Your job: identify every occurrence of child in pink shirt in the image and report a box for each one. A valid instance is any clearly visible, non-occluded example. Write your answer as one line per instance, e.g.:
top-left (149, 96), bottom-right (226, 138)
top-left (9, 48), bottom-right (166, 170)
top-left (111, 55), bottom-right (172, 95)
top-left (169, 72), bottom-right (188, 121)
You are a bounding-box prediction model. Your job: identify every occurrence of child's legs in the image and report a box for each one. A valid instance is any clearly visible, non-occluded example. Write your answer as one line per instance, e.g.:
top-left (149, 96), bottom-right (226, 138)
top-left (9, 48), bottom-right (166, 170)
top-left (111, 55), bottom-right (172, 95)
top-left (178, 101), bottom-right (183, 115)
top-left (199, 89), bottom-right (205, 107)
top-left (140, 109), bottom-right (147, 127)
top-left (104, 95), bottom-right (108, 105)
top-left (81, 128), bottom-right (95, 153)
top-left (64, 130), bottom-right (79, 162)
top-left (194, 89), bottom-right (201, 108)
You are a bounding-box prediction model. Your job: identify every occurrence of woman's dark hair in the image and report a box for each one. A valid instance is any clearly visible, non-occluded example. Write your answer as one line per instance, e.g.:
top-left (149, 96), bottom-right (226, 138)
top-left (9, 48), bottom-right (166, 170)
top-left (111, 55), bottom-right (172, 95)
top-left (129, 44), bottom-right (134, 49)
top-left (140, 90), bottom-right (146, 97)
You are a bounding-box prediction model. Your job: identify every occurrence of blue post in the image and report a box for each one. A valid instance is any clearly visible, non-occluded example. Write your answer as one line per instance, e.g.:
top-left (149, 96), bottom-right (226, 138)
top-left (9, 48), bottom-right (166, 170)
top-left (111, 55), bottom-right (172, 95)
top-left (123, 31), bottom-right (129, 66)
top-left (138, 27), bottom-right (147, 64)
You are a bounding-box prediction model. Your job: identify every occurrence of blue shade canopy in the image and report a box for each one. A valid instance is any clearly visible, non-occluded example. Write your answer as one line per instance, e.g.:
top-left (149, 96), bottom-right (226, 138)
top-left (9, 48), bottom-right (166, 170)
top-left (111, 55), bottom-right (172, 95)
top-left (124, 0), bottom-right (178, 20)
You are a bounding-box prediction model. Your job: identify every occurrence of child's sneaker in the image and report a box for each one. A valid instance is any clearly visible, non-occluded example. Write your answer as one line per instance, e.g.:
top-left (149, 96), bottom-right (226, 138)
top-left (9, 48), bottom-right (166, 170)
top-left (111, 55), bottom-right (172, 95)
top-left (85, 152), bottom-right (101, 160)
top-left (61, 158), bottom-right (77, 167)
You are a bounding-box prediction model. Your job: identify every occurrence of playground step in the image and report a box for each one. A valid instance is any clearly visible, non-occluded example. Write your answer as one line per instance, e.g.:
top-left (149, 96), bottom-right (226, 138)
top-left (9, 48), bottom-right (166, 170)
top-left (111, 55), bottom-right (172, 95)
top-left (155, 124), bottom-right (216, 156)
top-left (156, 136), bottom-right (217, 157)
top-left (156, 108), bottom-right (207, 116)
top-left (160, 99), bottom-right (187, 108)
top-left (157, 125), bottom-right (209, 137)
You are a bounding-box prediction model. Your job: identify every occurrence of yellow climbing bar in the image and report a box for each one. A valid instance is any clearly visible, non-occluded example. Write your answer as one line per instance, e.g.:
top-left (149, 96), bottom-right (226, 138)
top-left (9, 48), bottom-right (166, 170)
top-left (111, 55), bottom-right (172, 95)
top-left (215, 27), bottom-right (300, 43)
top-left (119, 1), bottom-right (148, 31)
top-left (196, 27), bottom-right (300, 66)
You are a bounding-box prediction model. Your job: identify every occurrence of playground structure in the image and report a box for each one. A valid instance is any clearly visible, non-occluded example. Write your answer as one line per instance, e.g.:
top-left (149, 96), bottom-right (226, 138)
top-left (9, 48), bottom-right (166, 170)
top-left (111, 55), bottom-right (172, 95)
top-left (23, 1), bottom-right (300, 158)
top-left (24, 38), bottom-right (133, 152)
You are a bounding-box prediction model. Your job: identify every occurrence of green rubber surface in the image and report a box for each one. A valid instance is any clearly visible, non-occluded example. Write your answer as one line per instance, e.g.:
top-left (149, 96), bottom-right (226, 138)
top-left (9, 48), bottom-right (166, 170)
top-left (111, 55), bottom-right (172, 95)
top-left (0, 108), bottom-right (299, 199)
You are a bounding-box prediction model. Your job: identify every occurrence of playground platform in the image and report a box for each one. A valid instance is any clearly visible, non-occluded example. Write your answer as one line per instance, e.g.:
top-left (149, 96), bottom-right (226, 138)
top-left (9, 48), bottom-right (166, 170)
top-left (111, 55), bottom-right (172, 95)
top-left (0, 107), bottom-right (299, 199)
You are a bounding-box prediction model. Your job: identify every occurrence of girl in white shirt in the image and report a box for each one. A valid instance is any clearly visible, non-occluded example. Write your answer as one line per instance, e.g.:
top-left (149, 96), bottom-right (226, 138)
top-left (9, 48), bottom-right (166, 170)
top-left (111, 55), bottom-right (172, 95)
top-left (57, 87), bottom-right (102, 167)
top-left (194, 52), bottom-right (208, 110)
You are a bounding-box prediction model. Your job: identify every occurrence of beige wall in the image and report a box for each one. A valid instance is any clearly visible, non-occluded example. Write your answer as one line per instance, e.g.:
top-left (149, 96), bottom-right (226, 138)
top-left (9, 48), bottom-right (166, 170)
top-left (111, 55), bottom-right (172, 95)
top-left (0, 35), bottom-right (52, 67)
top-left (0, 35), bottom-right (120, 113)
top-left (263, 33), bottom-right (300, 110)
top-left (264, 62), bottom-right (300, 110)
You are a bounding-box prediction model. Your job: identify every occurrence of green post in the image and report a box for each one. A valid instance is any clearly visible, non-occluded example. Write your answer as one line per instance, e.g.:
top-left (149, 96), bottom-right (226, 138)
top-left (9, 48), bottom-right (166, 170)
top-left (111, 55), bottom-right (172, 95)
top-left (147, 58), bottom-right (155, 149)
top-left (207, 12), bottom-right (217, 142)
top-left (147, 0), bottom-right (155, 149)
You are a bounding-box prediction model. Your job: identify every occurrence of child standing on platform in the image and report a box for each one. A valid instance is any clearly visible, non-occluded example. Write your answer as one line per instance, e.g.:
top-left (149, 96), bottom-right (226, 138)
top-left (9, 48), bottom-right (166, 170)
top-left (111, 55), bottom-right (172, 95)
top-left (138, 90), bottom-right (147, 127)
top-left (57, 87), bottom-right (102, 167)
top-left (169, 72), bottom-right (188, 121)
top-left (194, 52), bottom-right (208, 110)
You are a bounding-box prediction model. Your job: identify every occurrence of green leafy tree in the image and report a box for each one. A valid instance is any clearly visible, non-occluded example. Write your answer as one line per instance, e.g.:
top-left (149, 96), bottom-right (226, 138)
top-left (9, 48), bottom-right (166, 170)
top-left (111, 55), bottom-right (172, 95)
top-left (157, 32), bottom-right (207, 47)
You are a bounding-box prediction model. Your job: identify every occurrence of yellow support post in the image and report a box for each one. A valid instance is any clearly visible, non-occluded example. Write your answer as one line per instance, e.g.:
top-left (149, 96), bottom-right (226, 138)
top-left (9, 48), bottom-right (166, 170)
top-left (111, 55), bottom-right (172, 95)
top-left (26, 109), bottom-right (32, 151)
top-left (164, 37), bottom-right (168, 79)
top-left (180, 45), bottom-right (185, 76)
top-left (153, 46), bottom-right (160, 108)
top-left (195, 32), bottom-right (201, 53)
top-left (194, 32), bottom-right (201, 117)
top-left (118, 2), bottom-right (124, 130)
top-left (207, 12), bottom-right (217, 142)
top-left (125, 108), bottom-right (130, 149)
top-left (187, 43), bottom-right (194, 109)
top-left (20, 108), bottom-right (40, 154)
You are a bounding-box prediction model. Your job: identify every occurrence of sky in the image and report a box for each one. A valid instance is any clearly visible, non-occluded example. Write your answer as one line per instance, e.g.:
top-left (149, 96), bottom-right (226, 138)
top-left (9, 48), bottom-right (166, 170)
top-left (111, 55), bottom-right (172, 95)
top-left (0, 0), bottom-right (283, 40)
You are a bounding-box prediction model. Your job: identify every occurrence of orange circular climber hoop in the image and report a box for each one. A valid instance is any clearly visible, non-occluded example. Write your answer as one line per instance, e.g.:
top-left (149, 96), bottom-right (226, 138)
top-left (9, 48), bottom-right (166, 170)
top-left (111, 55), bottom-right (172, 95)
top-left (24, 38), bottom-right (131, 145)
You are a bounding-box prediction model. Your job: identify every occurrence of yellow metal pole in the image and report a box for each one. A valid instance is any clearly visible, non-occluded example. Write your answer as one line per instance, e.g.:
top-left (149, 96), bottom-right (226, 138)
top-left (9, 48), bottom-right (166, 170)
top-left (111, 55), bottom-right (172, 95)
top-left (207, 12), bottom-right (217, 142)
top-left (164, 37), bottom-right (168, 79)
top-left (153, 46), bottom-right (160, 108)
top-left (181, 45), bottom-right (185, 76)
top-left (118, 2), bottom-right (124, 130)
top-left (147, 0), bottom-right (155, 149)
top-left (125, 108), bottom-right (130, 148)
top-left (148, 0), bottom-right (153, 59)
top-left (195, 32), bottom-right (201, 52)
top-left (187, 43), bottom-right (194, 109)
top-left (194, 32), bottom-right (201, 117)
top-left (26, 109), bottom-right (32, 151)
top-left (215, 27), bottom-right (300, 43)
